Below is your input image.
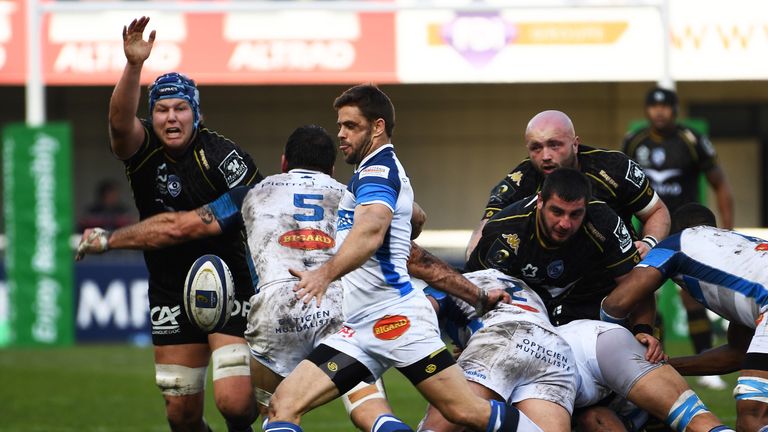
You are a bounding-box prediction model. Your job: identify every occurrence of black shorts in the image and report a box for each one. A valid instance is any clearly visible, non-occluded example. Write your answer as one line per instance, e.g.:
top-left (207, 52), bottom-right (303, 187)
top-left (148, 282), bottom-right (253, 346)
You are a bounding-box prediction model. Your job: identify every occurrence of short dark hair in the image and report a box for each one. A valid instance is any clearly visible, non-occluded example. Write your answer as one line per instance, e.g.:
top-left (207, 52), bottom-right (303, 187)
top-left (333, 84), bottom-right (396, 138)
top-left (671, 203), bottom-right (716, 234)
top-left (540, 168), bottom-right (592, 203)
top-left (645, 87), bottom-right (678, 114)
top-left (284, 125), bottom-right (336, 175)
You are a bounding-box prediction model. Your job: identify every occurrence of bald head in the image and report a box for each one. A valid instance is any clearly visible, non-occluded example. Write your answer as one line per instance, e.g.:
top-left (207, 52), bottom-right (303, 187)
top-left (525, 110), bottom-right (576, 140)
top-left (524, 110), bottom-right (579, 175)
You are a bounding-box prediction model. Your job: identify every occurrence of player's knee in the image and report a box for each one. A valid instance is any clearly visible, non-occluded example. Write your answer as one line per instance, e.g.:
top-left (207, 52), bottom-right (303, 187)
top-left (164, 396), bottom-right (204, 429)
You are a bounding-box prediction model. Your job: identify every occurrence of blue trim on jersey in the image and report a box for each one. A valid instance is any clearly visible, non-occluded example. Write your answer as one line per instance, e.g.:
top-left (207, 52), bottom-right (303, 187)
top-left (643, 234), bottom-right (768, 307)
top-left (424, 286), bottom-right (448, 304)
top-left (209, 187), bottom-right (247, 231)
top-left (356, 182), bottom-right (397, 209)
top-left (374, 229), bottom-right (412, 296)
top-left (677, 255), bottom-right (768, 306)
top-left (337, 209), bottom-right (354, 232)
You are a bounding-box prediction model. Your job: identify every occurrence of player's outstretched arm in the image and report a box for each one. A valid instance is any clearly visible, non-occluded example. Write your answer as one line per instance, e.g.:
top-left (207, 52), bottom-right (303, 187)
top-left (408, 242), bottom-right (509, 314)
top-left (109, 16), bottom-right (156, 160)
top-left (601, 266), bottom-right (664, 321)
top-left (668, 322), bottom-right (753, 376)
top-left (75, 205), bottom-right (222, 259)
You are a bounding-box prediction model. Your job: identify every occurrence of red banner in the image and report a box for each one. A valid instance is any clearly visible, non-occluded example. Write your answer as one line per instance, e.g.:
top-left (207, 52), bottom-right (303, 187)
top-left (3, 2), bottom-right (396, 85)
top-left (0, 0), bottom-right (25, 84)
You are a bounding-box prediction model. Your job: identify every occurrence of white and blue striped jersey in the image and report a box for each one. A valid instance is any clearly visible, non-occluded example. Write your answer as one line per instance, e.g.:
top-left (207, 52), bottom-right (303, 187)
top-left (639, 226), bottom-right (768, 328)
top-left (209, 169), bottom-right (346, 292)
top-left (425, 269), bottom-right (553, 350)
top-left (337, 144), bottom-right (415, 322)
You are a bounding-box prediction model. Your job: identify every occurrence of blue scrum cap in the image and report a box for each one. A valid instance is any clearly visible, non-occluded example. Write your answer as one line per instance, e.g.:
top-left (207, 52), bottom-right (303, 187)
top-left (148, 72), bottom-right (201, 129)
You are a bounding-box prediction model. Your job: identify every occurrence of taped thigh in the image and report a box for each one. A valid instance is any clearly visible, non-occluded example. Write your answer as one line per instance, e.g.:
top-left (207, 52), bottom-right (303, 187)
top-left (155, 364), bottom-right (208, 396)
top-left (212, 343), bottom-right (251, 381)
top-left (342, 378), bottom-right (387, 414)
top-left (733, 376), bottom-right (768, 404)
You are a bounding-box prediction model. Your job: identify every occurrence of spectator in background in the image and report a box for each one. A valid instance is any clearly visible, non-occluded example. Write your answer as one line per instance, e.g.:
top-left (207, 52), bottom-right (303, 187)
top-left (622, 87), bottom-right (735, 391)
top-left (78, 179), bottom-right (135, 232)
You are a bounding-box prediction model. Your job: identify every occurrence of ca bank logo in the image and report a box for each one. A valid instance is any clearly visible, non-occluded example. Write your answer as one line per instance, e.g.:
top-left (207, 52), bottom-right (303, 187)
top-left (151, 305), bottom-right (181, 330)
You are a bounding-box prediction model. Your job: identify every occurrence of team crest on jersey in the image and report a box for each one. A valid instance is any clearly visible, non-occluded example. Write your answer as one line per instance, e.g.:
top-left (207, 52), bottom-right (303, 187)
top-left (491, 248), bottom-right (510, 266)
top-left (614, 220), bottom-right (633, 253)
top-left (635, 145), bottom-right (650, 166)
top-left (651, 148), bottom-right (666, 167)
top-left (279, 229), bottom-right (335, 250)
top-left (167, 174), bottom-right (182, 197)
top-left (521, 264), bottom-right (538, 278)
top-left (625, 160), bottom-right (646, 188)
top-left (359, 165), bottom-right (390, 179)
top-left (547, 260), bottom-right (564, 279)
top-left (502, 233), bottom-right (520, 254)
top-left (508, 171), bottom-right (523, 186)
top-left (755, 243), bottom-right (768, 252)
top-left (218, 150), bottom-right (248, 188)
top-left (373, 315), bottom-right (410, 340)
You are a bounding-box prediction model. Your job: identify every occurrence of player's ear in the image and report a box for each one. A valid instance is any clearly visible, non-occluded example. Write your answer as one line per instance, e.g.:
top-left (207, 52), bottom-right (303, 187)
top-left (281, 154), bottom-right (288, 173)
top-left (536, 192), bottom-right (543, 210)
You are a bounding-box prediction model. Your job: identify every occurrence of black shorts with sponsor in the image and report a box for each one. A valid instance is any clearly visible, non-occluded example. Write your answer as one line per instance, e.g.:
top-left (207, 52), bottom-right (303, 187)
top-left (148, 282), bottom-right (253, 345)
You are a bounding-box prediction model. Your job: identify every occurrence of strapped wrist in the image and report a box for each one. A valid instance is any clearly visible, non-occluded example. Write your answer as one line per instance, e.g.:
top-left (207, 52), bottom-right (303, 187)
top-left (640, 235), bottom-right (658, 249)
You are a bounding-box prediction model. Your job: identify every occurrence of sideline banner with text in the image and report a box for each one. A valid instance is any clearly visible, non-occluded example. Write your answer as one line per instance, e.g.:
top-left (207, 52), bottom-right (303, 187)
top-left (2, 123), bottom-right (74, 346)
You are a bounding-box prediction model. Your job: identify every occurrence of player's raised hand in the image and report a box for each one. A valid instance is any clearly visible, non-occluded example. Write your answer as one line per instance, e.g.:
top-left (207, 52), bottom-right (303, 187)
top-left (75, 228), bottom-right (111, 260)
top-left (290, 268), bottom-right (331, 307)
top-left (122, 16), bottom-right (156, 65)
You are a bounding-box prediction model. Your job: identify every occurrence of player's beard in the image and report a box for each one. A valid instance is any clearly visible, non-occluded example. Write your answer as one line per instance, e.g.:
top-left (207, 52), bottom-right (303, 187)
top-left (344, 125), bottom-right (375, 165)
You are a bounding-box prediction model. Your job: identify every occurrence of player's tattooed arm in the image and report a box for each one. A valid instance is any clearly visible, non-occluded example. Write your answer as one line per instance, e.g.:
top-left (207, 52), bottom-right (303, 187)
top-left (76, 207), bottom-right (223, 259)
top-left (196, 205), bottom-right (215, 225)
top-left (408, 242), bottom-right (510, 314)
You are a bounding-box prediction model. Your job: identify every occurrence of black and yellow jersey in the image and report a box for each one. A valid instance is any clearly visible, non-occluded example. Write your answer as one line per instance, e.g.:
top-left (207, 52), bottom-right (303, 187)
top-left (482, 145), bottom-right (656, 238)
top-left (622, 125), bottom-right (717, 214)
top-left (467, 196), bottom-right (641, 325)
top-left (124, 120), bottom-right (264, 298)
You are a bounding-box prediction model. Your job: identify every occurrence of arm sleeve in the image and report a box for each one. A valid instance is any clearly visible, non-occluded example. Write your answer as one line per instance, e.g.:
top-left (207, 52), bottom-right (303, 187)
top-left (636, 234), bottom-right (682, 279)
top-left (209, 186), bottom-right (249, 232)
top-left (694, 133), bottom-right (718, 173)
top-left (617, 156), bottom-right (656, 215)
top-left (355, 180), bottom-right (398, 211)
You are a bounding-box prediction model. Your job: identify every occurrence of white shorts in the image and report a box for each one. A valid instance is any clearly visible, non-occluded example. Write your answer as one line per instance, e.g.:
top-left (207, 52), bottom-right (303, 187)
top-left (321, 290), bottom-right (446, 379)
top-left (458, 321), bottom-right (577, 414)
top-left (245, 279), bottom-right (344, 377)
top-left (747, 304), bottom-right (768, 356)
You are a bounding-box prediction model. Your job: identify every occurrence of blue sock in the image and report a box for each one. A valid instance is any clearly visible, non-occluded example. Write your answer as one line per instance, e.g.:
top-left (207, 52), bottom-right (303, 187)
top-left (371, 414), bottom-right (414, 432)
top-left (486, 400), bottom-right (520, 432)
top-left (263, 421), bottom-right (302, 432)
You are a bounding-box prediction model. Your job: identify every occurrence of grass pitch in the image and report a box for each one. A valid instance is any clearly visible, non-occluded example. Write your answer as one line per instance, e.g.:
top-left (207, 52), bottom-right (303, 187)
top-left (0, 340), bottom-right (738, 431)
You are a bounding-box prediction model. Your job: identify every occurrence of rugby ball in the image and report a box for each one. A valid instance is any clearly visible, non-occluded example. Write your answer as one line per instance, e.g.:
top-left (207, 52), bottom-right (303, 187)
top-left (183, 254), bottom-right (235, 333)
